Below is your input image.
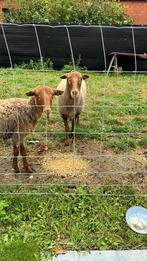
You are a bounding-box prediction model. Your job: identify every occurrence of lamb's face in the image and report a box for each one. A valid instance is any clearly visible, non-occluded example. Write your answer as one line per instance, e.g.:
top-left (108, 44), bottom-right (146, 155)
top-left (60, 72), bottom-right (89, 99)
top-left (26, 86), bottom-right (63, 119)
top-left (67, 74), bottom-right (82, 99)
top-left (35, 87), bottom-right (54, 118)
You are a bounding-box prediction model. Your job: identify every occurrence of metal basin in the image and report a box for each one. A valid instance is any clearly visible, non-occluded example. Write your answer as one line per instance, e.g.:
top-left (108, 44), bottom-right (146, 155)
top-left (126, 206), bottom-right (147, 234)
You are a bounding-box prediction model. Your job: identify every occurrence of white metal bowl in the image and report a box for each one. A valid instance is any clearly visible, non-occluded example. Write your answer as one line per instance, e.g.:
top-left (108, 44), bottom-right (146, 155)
top-left (126, 206), bottom-right (147, 234)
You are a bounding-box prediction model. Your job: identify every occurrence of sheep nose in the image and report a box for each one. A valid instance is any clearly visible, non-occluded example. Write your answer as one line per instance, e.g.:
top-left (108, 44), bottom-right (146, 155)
top-left (72, 90), bottom-right (78, 96)
top-left (44, 108), bottom-right (51, 120)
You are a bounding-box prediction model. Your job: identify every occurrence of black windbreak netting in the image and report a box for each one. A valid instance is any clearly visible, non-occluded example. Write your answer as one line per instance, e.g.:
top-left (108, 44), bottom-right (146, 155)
top-left (0, 24), bottom-right (147, 71)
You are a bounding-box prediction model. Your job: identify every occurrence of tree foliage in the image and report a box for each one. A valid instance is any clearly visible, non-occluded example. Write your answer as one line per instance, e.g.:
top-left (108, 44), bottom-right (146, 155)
top-left (4, 0), bottom-right (132, 25)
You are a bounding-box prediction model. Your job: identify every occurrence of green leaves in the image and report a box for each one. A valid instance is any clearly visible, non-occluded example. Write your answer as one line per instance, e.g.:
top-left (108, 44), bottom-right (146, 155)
top-left (0, 240), bottom-right (40, 261)
top-left (0, 200), bottom-right (9, 218)
top-left (4, 0), bottom-right (132, 25)
top-left (14, 58), bottom-right (54, 70)
top-left (0, 186), bottom-right (147, 257)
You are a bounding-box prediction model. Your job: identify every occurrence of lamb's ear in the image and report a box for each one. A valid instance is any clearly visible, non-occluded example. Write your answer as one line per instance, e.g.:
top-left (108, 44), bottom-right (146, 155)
top-left (82, 74), bottom-right (89, 80)
top-left (53, 90), bottom-right (64, 96)
top-left (26, 90), bottom-right (36, 96)
top-left (60, 75), bottom-right (67, 79)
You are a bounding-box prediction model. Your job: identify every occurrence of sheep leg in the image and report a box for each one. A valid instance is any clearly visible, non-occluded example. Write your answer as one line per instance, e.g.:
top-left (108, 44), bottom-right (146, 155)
top-left (69, 117), bottom-right (75, 139)
top-left (70, 113), bottom-right (79, 138)
top-left (12, 145), bottom-right (20, 173)
top-left (62, 116), bottom-right (70, 146)
top-left (20, 144), bottom-right (33, 173)
top-left (76, 113), bottom-right (80, 127)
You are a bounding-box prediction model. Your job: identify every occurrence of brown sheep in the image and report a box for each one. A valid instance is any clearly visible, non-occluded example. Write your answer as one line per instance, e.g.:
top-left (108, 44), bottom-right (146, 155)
top-left (57, 71), bottom-right (89, 145)
top-left (0, 86), bottom-right (63, 174)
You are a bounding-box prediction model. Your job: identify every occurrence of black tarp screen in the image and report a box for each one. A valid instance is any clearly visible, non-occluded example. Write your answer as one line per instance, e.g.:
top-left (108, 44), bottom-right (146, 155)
top-left (1, 24), bottom-right (147, 71)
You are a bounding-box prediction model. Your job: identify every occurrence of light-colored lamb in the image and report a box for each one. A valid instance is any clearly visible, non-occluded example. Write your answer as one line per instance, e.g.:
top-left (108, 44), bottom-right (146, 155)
top-left (0, 86), bottom-right (63, 174)
top-left (57, 71), bottom-right (89, 145)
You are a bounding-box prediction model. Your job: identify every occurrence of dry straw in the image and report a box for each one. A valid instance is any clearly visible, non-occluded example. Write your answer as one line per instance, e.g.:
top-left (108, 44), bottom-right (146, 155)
top-left (41, 152), bottom-right (90, 177)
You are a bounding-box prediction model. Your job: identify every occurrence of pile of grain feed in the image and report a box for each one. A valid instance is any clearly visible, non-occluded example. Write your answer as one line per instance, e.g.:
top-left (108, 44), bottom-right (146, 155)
top-left (41, 152), bottom-right (90, 177)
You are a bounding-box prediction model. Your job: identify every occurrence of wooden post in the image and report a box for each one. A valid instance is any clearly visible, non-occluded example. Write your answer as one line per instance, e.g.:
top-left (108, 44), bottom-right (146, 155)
top-left (114, 54), bottom-right (119, 74)
top-left (107, 55), bottom-right (115, 75)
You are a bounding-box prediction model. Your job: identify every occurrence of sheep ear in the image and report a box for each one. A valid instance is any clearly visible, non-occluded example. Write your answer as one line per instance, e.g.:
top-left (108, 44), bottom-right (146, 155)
top-left (60, 75), bottom-right (67, 79)
top-left (26, 90), bottom-right (36, 96)
top-left (82, 74), bottom-right (89, 80)
top-left (53, 90), bottom-right (64, 96)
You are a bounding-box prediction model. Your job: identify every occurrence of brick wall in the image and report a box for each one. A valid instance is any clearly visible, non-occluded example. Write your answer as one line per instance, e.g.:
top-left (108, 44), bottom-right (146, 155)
top-left (0, 0), bottom-right (19, 21)
top-left (0, 0), bottom-right (4, 21)
top-left (0, 0), bottom-right (4, 9)
top-left (121, 0), bottom-right (147, 25)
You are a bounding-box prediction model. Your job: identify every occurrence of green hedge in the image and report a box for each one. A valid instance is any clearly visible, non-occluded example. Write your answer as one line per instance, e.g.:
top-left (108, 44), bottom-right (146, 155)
top-left (4, 0), bottom-right (132, 25)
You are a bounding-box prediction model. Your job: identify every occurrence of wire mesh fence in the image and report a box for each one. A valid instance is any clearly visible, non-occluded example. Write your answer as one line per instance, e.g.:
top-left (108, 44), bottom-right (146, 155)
top-left (0, 23), bottom-right (146, 199)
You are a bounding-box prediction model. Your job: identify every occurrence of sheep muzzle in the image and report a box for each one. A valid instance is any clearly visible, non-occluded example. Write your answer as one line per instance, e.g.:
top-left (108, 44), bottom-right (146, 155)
top-left (71, 89), bottom-right (79, 99)
top-left (43, 107), bottom-right (51, 120)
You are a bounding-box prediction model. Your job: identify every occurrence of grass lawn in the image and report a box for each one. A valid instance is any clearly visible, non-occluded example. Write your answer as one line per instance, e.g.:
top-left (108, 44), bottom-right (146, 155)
top-left (0, 186), bottom-right (147, 260)
top-left (0, 69), bottom-right (146, 148)
top-left (0, 69), bottom-right (146, 260)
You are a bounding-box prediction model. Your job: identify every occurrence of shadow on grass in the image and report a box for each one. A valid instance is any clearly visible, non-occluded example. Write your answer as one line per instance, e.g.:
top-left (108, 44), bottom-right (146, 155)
top-left (0, 240), bottom-right (40, 261)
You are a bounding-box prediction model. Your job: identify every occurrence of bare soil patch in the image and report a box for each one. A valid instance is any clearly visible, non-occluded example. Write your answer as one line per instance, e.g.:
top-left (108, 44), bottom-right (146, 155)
top-left (0, 139), bottom-right (146, 192)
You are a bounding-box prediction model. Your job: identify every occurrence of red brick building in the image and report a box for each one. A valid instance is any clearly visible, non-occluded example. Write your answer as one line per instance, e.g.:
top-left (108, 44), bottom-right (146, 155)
top-left (121, 0), bottom-right (147, 25)
top-left (0, 0), bottom-right (18, 20)
top-left (0, 0), bottom-right (4, 9)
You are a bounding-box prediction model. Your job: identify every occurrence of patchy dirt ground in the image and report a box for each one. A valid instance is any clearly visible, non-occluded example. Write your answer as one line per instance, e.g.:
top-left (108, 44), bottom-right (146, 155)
top-left (0, 138), bottom-right (146, 192)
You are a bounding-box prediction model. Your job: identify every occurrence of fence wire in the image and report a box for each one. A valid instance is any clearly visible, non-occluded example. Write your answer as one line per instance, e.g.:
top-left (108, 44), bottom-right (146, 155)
top-left (0, 24), bottom-right (146, 196)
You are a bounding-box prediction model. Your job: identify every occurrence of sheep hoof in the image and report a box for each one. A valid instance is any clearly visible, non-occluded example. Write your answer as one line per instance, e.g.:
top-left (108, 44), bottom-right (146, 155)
top-left (24, 168), bottom-right (33, 174)
top-left (26, 170), bottom-right (33, 174)
top-left (15, 171), bottom-right (20, 174)
top-left (14, 169), bottom-right (20, 174)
